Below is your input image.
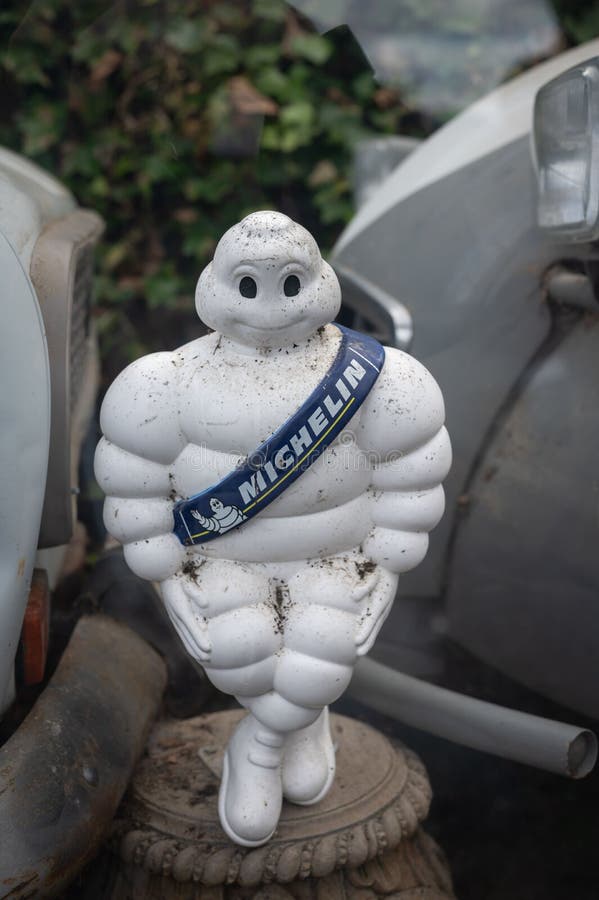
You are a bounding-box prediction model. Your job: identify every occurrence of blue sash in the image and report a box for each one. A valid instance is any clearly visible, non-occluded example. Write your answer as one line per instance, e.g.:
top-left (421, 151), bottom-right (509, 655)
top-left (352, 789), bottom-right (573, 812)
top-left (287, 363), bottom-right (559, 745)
top-left (173, 325), bottom-right (385, 546)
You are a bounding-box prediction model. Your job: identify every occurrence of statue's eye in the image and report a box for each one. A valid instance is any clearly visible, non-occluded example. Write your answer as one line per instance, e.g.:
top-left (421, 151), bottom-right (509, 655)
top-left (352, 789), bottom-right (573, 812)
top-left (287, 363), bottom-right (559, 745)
top-left (284, 274), bottom-right (301, 297)
top-left (239, 276), bottom-right (257, 298)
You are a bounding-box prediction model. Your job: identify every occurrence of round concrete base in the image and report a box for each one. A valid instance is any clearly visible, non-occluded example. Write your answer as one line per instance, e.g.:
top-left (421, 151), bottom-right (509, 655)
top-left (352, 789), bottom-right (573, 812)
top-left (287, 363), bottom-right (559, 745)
top-left (105, 711), bottom-right (455, 898)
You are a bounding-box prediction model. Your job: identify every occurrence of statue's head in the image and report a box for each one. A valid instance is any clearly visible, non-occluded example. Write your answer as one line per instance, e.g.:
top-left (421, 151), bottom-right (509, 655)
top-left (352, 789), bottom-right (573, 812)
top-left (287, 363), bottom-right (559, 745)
top-left (195, 211), bottom-right (341, 349)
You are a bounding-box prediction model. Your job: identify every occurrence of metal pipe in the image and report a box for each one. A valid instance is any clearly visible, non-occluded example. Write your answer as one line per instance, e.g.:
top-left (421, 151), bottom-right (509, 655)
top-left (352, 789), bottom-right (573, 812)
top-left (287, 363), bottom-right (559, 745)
top-left (350, 657), bottom-right (597, 779)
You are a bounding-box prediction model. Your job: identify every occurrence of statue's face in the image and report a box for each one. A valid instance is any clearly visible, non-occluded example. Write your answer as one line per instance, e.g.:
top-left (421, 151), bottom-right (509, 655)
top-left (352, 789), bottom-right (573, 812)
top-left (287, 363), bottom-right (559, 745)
top-left (195, 211), bottom-right (341, 349)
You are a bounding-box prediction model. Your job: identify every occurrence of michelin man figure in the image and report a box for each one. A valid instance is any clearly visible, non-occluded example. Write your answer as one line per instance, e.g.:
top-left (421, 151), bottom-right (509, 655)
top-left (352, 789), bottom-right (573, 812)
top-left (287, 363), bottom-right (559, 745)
top-left (95, 211), bottom-right (451, 848)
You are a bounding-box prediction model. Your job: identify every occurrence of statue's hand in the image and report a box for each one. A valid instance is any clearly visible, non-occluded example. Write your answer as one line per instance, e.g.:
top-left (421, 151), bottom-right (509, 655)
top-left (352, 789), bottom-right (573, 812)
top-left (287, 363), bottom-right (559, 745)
top-left (353, 567), bottom-right (399, 657)
top-left (161, 574), bottom-right (212, 663)
top-left (190, 509), bottom-right (208, 527)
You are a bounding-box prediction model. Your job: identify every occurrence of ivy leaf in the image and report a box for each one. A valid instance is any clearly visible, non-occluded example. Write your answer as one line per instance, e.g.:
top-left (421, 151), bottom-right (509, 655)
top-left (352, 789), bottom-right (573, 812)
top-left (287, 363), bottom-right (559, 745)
top-left (165, 19), bottom-right (207, 53)
top-left (202, 34), bottom-right (240, 77)
top-left (290, 33), bottom-right (332, 65)
top-left (244, 44), bottom-right (281, 70)
top-left (254, 0), bottom-right (288, 23)
top-left (280, 100), bottom-right (314, 129)
top-left (145, 266), bottom-right (184, 309)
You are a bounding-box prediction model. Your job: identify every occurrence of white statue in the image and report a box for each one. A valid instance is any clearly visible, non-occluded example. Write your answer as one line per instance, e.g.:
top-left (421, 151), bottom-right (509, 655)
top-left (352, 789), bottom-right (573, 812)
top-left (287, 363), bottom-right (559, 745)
top-left (94, 211), bottom-right (451, 847)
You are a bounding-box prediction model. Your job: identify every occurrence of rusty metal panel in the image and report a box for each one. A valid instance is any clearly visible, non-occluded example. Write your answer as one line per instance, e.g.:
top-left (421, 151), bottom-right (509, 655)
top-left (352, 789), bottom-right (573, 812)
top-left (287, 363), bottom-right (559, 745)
top-left (0, 615), bottom-right (167, 898)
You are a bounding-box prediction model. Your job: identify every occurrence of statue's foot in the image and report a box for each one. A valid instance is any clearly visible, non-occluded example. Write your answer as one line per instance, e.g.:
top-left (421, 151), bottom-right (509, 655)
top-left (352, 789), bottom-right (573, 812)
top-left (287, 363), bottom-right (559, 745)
top-left (282, 708), bottom-right (336, 806)
top-left (218, 713), bottom-right (284, 847)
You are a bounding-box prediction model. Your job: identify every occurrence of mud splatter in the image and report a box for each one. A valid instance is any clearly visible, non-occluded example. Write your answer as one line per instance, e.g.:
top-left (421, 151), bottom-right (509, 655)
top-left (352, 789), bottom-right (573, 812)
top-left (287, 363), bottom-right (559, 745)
top-left (182, 558), bottom-right (205, 583)
top-left (355, 559), bottom-right (377, 580)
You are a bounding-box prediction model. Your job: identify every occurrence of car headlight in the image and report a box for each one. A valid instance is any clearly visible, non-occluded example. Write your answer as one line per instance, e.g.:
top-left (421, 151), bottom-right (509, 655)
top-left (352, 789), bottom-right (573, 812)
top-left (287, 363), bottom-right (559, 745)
top-left (533, 58), bottom-right (599, 241)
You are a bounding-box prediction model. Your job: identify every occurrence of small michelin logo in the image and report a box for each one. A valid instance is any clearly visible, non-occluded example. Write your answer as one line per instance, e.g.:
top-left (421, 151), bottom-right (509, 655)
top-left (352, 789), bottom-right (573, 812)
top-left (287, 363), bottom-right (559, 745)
top-left (191, 497), bottom-right (247, 535)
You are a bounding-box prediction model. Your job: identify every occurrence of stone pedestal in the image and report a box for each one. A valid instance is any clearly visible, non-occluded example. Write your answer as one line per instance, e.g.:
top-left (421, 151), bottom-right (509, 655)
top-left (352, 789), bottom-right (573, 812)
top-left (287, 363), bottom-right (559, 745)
top-left (103, 711), bottom-right (455, 899)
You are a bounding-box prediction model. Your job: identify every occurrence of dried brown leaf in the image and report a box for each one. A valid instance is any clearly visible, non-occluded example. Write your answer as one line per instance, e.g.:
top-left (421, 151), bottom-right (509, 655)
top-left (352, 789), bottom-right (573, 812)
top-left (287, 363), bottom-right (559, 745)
top-left (173, 208), bottom-right (199, 224)
top-left (228, 75), bottom-right (278, 116)
top-left (90, 49), bottom-right (123, 85)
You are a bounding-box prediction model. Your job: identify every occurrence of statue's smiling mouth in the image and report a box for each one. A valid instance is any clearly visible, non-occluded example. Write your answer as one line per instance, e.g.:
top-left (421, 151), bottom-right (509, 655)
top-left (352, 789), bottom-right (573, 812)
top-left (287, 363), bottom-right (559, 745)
top-left (236, 319), bottom-right (302, 333)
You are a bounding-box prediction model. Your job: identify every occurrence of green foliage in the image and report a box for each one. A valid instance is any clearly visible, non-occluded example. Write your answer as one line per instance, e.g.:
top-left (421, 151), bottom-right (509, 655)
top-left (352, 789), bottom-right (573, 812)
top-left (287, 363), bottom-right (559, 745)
top-left (0, 0), bottom-right (413, 365)
top-left (560, 6), bottom-right (599, 44)
top-left (3, 0), bottom-right (588, 369)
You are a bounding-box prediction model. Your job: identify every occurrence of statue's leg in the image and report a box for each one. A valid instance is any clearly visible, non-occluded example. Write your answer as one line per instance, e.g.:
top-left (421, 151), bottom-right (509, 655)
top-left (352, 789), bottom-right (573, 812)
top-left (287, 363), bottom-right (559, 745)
top-left (163, 557), bottom-right (283, 695)
top-left (165, 558), bottom-right (288, 847)
top-left (235, 559), bottom-right (361, 735)
top-left (217, 710), bottom-right (285, 847)
top-left (276, 555), bottom-right (395, 805)
top-left (281, 708), bottom-right (335, 805)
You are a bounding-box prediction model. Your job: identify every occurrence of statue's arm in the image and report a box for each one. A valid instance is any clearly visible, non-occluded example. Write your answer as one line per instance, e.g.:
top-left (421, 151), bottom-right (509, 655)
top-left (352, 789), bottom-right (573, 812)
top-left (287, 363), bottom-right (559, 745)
top-left (94, 351), bottom-right (189, 583)
top-left (357, 346), bottom-right (452, 574)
